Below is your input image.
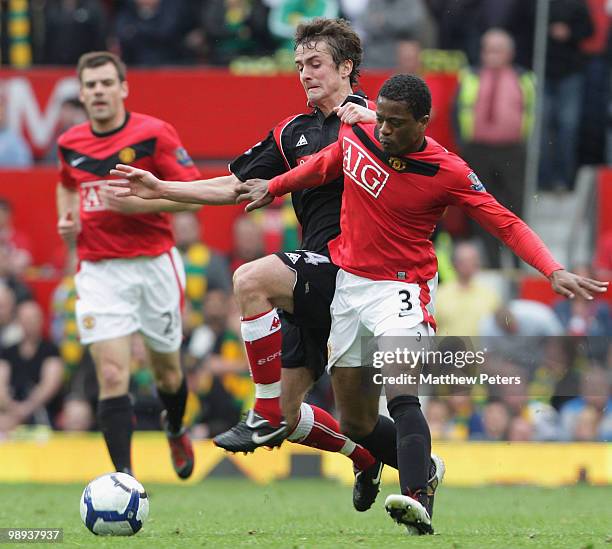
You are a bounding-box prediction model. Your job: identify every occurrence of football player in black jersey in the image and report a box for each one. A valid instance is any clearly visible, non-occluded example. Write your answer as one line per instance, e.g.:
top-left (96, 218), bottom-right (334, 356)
top-left (110, 18), bottom-right (443, 514)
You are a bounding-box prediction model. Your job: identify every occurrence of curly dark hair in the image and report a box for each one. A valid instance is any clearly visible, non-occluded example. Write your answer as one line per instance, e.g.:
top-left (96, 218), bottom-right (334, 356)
top-left (294, 18), bottom-right (363, 87)
top-left (378, 74), bottom-right (431, 120)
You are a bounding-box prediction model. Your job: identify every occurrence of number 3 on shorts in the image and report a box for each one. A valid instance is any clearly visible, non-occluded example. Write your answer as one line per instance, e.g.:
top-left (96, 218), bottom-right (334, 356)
top-left (398, 289), bottom-right (412, 317)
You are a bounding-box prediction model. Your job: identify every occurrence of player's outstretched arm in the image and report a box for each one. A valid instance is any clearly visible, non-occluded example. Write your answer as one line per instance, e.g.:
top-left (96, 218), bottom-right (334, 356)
top-left (548, 269), bottom-right (608, 300)
top-left (109, 164), bottom-right (239, 205)
top-left (461, 194), bottom-right (608, 299)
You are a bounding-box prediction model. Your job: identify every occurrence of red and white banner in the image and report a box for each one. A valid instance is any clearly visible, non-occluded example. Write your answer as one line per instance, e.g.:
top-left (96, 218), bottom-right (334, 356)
top-left (0, 68), bottom-right (458, 160)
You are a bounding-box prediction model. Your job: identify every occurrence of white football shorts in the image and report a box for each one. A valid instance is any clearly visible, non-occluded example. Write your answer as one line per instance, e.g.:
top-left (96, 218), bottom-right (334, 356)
top-left (75, 247), bottom-right (185, 353)
top-left (327, 268), bottom-right (437, 370)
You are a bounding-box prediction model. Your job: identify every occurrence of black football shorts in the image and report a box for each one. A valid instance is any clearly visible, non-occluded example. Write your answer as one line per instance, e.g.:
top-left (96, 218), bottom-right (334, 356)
top-left (275, 250), bottom-right (339, 380)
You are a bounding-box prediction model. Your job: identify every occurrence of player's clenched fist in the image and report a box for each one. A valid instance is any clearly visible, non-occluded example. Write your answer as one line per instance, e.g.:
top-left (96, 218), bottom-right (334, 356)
top-left (57, 211), bottom-right (80, 245)
top-left (109, 163), bottom-right (165, 199)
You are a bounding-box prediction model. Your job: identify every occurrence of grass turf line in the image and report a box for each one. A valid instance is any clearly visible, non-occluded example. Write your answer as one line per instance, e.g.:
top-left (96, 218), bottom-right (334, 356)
top-left (0, 481), bottom-right (610, 548)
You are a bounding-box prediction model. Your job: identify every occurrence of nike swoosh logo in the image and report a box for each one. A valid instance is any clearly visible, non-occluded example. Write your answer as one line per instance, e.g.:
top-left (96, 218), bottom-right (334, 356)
top-left (372, 464), bottom-right (383, 484)
top-left (251, 427), bottom-right (286, 445)
top-left (71, 156), bottom-right (87, 167)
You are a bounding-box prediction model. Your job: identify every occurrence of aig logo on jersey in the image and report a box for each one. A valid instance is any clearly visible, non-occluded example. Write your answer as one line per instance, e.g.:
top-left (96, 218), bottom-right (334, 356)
top-left (81, 180), bottom-right (106, 212)
top-left (468, 171), bottom-right (486, 192)
top-left (342, 137), bottom-right (389, 198)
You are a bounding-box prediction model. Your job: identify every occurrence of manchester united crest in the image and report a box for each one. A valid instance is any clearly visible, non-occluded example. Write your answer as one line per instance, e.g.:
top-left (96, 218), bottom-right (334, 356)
top-left (118, 147), bottom-right (136, 163)
top-left (389, 157), bottom-right (406, 171)
top-left (82, 315), bottom-right (96, 330)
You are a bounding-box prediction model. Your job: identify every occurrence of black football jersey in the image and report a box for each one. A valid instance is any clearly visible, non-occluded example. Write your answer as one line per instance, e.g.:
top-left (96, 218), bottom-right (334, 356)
top-left (230, 93), bottom-right (371, 254)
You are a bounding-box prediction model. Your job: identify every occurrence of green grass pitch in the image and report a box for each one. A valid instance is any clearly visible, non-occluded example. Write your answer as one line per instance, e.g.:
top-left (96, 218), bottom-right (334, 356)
top-left (0, 481), bottom-right (610, 548)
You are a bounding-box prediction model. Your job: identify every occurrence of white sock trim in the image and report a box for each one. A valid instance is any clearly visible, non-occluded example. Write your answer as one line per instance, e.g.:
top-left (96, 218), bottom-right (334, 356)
top-left (241, 309), bottom-right (281, 342)
top-left (255, 381), bottom-right (281, 399)
top-left (288, 402), bottom-right (314, 442)
top-left (339, 438), bottom-right (356, 456)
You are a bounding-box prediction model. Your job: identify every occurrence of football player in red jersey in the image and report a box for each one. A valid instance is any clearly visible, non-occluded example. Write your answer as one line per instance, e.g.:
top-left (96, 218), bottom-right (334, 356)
top-left (236, 74), bottom-right (608, 534)
top-left (110, 20), bottom-right (445, 514)
top-left (56, 52), bottom-right (238, 480)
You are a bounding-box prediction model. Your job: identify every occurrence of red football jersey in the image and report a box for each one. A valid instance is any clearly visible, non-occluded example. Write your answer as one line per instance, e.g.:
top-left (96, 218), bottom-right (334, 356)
top-left (269, 122), bottom-right (563, 283)
top-left (58, 112), bottom-right (200, 261)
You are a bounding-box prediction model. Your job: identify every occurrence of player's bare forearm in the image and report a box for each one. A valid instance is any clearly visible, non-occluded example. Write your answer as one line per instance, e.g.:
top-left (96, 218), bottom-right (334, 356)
top-left (158, 175), bottom-right (239, 205)
top-left (109, 166), bottom-right (239, 206)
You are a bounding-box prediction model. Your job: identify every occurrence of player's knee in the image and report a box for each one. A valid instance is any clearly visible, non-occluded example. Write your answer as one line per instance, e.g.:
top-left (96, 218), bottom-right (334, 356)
top-left (154, 368), bottom-right (182, 393)
top-left (233, 263), bottom-right (266, 302)
top-left (98, 361), bottom-right (128, 393)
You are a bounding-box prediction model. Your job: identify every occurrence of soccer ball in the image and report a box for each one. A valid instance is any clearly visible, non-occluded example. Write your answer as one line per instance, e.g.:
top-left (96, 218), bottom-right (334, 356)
top-left (80, 472), bottom-right (149, 535)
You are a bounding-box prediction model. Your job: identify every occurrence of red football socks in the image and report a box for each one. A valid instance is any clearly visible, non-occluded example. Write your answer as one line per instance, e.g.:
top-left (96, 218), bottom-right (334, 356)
top-left (240, 309), bottom-right (283, 426)
top-left (288, 403), bottom-right (376, 471)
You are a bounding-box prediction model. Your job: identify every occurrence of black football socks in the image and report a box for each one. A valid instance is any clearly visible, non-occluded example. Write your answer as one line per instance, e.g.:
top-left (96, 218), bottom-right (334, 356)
top-left (97, 395), bottom-right (134, 474)
top-left (388, 394), bottom-right (431, 503)
top-left (157, 377), bottom-right (188, 434)
top-left (354, 414), bottom-right (398, 469)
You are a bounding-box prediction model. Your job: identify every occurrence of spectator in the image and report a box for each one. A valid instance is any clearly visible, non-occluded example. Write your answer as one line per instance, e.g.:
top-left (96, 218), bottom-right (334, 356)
top-left (39, 0), bottom-right (107, 65)
top-left (424, 398), bottom-right (453, 440)
top-left (359, 0), bottom-right (431, 68)
top-left (507, 416), bottom-right (534, 441)
top-left (0, 244), bottom-right (33, 304)
top-left (0, 199), bottom-right (33, 275)
top-left (395, 38), bottom-right (424, 76)
top-left (535, 336), bottom-right (581, 411)
top-left (425, 0), bottom-right (484, 64)
top-left (578, 0), bottom-right (611, 166)
top-left (553, 264), bottom-right (612, 361)
top-left (539, 0), bottom-right (594, 191)
top-left (173, 212), bottom-right (232, 331)
top-left (491, 361), bottom-right (561, 440)
top-left (0, 301), bottom-right (64, 432)
top-left (115, 0), bottom-right (198, 66)
top-left (572, 405), bottom-right (601, 440)
top-left (480, 300), bottom-right (564, 369)
top-left (58, 351), bottom-right (98, 432)
top-left (0, 86), bottom-right (32, 168)
top-left (435, 241), bottom-right (501, 336)
top-left (446, 391), bottom-right (484, 440)
top-left (554, 265), bottom-right (612, 336)
top-left (186, 290), bottom-right (251, 437)
top-left (44, 98), bottom-right (88, 164)
top-left (267, 0), bottom-right (340, 51)
top-left (50, 250), bottom-right (83, 376)
top-left (202, 0), bottom-right (275, 65)
top-left (560, 365), bottom-right (612, 440)
top-left (480, 400), bottom-right (511, 440)
top-left (0, 284), bottom-right (22, 350)
top-left (454, 29), bottom-right (535, 267)
top-left (230, 215), bottom-right (266, 272)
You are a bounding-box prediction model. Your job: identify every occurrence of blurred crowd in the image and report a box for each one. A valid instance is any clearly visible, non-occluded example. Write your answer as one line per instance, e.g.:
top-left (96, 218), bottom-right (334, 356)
top-left (0, 0), bottom-right (611, 189)
top-left (0, 200), bottom-right (610, 442)
top-left (0, 1), bottom-right (611, 442)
